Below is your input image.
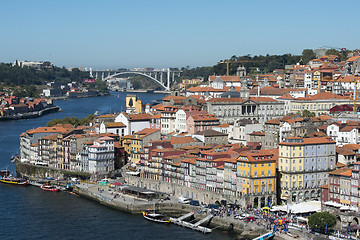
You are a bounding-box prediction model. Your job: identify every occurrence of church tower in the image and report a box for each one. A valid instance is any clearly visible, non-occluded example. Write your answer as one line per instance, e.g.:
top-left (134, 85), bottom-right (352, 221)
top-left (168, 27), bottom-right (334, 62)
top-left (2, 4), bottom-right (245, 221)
top-left (237, 66), bottom-right (246, 78)
top-left (239, 79), bottom-right (249, 99)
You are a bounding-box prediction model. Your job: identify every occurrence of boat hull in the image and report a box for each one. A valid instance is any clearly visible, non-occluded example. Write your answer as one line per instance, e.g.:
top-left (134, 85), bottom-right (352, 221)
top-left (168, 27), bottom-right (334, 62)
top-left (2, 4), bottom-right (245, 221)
top-left (0, 178), bottom-right (28, 186)
top-left (40, 185), bottom-right (60, 192)
top-left (142, 211), bottom-right (171, 223)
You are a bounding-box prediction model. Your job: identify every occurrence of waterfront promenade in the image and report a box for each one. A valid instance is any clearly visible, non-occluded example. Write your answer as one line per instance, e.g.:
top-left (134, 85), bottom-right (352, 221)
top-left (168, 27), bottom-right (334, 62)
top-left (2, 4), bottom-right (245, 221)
top-left (72, 181), bottom-right (308, 239)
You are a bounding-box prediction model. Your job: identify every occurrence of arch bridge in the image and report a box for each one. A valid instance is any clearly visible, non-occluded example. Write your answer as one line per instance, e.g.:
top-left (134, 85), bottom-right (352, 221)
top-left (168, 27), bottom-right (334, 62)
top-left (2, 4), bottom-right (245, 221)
top-left (91, 68), bottom-right (181, 91)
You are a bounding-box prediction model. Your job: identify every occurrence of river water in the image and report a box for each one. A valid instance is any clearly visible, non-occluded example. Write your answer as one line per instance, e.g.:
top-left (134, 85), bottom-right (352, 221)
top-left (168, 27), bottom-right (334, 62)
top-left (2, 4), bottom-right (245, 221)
top-left (0, 92), bottom-right (235, 240)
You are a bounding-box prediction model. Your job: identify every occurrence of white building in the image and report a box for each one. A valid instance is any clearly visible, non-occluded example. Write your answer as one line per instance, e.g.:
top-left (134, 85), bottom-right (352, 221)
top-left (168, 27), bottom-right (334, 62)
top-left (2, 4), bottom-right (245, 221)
top-left (99, 122), bottom-right (126, 137)
top-left (115, 112), bottom-right (151, 135)
top-left (160, 106), bottom-right (178, 134)
top-left (327, 121), bottom-right (360, 146)
top-left (175, 109), bottom-right (187, 133)
top-left (88, 136), bottom-right (115, 174)
top-left (228, 119), bottom-right (263, 144)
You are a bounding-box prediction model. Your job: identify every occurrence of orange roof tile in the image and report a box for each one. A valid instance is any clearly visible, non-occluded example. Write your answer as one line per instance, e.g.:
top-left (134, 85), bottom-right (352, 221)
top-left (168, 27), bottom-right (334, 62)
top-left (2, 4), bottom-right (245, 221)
top-left (280, 137), bottom-right (335, 146)
top-left (106, 122), bottom-right (126, 128)
top-left (328, 167), bottom-right (352, 177)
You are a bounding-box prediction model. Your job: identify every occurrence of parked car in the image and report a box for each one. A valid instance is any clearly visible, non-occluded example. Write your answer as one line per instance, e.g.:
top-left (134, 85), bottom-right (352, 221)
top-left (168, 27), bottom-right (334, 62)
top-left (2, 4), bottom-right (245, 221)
top-left (245, 216), bottom-right (256, 222)
top-left (207, 204), bottom-right (219, 209)
top-left (178, 197), bottom-right (191, 204)
top-left (234, 214), bottom-right (249, 220)
top-left (189, 200), bottom-right (200, 206)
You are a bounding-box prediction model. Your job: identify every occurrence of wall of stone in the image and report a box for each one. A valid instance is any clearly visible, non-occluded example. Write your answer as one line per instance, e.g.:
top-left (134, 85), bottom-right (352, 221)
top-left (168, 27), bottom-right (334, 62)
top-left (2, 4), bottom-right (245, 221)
top-left (125, 174), bottom-right (251, 206)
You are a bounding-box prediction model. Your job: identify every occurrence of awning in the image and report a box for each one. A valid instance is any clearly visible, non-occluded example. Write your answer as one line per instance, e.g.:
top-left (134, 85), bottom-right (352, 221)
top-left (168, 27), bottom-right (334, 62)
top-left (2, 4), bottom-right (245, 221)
top-left (271, 201), bottom-right (321, 214)
top-left (340, 206), bottom-right (350, 210)
top-left (350, 206), bottom-right (358, 211)
top-left (126, 171), bottom-right (140, 176)
top-left (296, 216), bottom-right (308, 222)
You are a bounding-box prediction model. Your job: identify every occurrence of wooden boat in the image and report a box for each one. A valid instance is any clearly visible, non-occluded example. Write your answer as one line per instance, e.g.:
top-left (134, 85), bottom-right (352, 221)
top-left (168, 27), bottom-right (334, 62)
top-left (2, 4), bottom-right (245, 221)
top-left (0, 176), bottom-right (28, 186)
top-left (142, 211), bottom-right (171, 223)
top-left (40, 184), bottom-right (60, 192)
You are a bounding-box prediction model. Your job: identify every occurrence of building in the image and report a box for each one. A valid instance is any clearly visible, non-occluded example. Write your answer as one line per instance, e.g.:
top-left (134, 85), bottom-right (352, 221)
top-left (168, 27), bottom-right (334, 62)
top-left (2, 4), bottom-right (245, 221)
top-left (114, 112), bottom-right (151, 135)
top-left (88, 136), bottom-right (115, 174)
top-left (290, 92), bottom-right (351, 116)
top-left (99, 122), bottom-right (126, 137)
top-left (186, 113), bottom-right (219, 134)
top-left (236, 149), bottom-right (277, 208)
top-left (228, 119), bottom-right (263, 144)
top-left (192, 129), bottom-right (228, 145)
top-left (279, 137), bottom-right (336, 203)
top-left (129, 128), bottom-right (161, 163)
top-left (126, 95), bottom-right (144, 114)
top-left (206, 97), bottom-right (285, 125)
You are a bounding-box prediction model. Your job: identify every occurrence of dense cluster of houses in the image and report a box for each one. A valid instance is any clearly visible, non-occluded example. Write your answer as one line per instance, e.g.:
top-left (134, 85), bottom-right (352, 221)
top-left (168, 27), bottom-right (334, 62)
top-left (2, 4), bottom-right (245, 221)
top-left (19, 53), bottom-right (360, 221)
top-left (0, 94), bottom-right (53, 118)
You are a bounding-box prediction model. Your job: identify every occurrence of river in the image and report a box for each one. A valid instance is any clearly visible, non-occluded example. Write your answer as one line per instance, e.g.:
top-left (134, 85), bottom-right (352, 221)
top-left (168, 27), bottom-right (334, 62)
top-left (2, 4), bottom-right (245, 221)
top-left (0, 92), bottom-right (235, 240)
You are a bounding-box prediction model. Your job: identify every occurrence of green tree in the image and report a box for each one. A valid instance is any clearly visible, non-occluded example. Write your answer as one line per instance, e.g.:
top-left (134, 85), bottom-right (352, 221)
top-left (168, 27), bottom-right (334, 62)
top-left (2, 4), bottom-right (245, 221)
top-left (300, 110), bottom-right (316, 117)
top-left (302, 49), bottom-right (317, 64)
top-left (325, 49), bottom-right (340, 57)
top-left (46, 114), bottom-right (94, 127)
top-left (308, 212), bottom-right (336, 231)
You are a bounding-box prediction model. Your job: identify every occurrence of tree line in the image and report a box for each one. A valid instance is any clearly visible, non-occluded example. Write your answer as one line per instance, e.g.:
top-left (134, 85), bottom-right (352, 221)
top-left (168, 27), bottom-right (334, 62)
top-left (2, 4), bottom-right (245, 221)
top-left (179, 48), bottom-right (358, 80)
top-left (0, 63), bottom-right (90, 87)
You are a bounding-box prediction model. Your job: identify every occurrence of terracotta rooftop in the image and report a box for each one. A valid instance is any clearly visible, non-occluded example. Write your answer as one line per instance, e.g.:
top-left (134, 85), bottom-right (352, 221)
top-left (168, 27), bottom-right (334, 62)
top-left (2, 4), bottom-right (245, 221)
top-left (280, 137), bottom-right (335, 145)
top-left (328, 167), bottom-right (352, 177)
top-left (106, 122), bottom-right (126, 128)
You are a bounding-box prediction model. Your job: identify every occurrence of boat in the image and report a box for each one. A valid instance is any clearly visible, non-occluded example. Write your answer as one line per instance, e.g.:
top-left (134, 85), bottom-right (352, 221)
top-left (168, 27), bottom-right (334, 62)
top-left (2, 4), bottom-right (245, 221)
top-left (142, 210), bottom-right (171, 223)
top-left (40, 184), bottom-right (60, 192)
top-left (0, 170), bottom-right (10, 178)
top-left (0, 176), bottom-right (29, 186)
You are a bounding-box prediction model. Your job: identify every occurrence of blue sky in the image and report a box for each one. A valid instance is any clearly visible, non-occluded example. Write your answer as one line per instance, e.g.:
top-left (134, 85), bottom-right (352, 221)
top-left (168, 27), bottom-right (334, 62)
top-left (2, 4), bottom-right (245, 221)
top-left (1, 0), bottom-right (359, 70)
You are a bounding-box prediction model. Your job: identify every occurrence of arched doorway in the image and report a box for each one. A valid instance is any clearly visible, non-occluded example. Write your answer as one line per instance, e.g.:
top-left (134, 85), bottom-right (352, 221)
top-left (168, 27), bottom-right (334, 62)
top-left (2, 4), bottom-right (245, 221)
top-left (298, 192), bottom-right (303, 201)
top-left (292, 192), bottom-right (297, 202)
top-left (254, 197), bottom-right (259, 208)
top-left (304, 191), bottom-right (309, 199)
top-left (310, 190), bottom-right (315, 198)
top-left (261, 197), bottom-right (266, 208)
top-left (267, 197), bottom-right (272, 207)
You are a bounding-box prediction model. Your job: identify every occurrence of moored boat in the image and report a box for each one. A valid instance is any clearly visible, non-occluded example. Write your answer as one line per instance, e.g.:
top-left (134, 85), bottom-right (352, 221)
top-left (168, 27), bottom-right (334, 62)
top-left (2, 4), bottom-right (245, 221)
top-left (0, 170), bottom-right (10, 178)
top-left (0, 176), bottom-right (29, 186)
top-left (40, 184), bottom-right (60, 192)
top-left (142, 211), bottom-right (171, 223)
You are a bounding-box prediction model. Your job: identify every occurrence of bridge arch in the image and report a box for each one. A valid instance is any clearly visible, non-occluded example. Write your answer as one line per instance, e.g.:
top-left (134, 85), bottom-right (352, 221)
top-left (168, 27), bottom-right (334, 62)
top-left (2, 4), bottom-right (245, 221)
top-left (103, 72), bottom-right (169, 90)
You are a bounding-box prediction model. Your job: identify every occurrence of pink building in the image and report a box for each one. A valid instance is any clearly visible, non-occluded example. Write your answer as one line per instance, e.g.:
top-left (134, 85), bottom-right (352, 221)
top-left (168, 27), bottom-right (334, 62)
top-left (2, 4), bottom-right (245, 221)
top-left (187, 113), bottom-right (220, 134)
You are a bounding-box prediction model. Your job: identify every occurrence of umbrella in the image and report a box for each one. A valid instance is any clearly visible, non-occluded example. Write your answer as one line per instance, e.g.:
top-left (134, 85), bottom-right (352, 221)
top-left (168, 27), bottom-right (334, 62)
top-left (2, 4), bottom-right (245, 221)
top-left (262, 207), bottom-right (271, 210)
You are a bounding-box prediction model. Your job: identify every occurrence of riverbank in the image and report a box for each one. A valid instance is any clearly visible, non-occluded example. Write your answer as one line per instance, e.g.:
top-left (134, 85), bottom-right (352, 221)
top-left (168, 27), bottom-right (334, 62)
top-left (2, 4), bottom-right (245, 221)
top-left (0, 106), bottom-right (61, 121)
top-left (116, 89), bottom-right (170, 94)
top-left (72, 181), bottom-right (268, 238)
top-left (48, 91), bottom-right (111, 101)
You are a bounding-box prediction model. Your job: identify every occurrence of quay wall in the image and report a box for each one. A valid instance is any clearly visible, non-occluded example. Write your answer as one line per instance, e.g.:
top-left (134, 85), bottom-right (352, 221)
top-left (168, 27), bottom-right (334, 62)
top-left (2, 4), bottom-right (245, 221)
top-left (73, 185), bottom-right (266, 236)
top-left (125, 174), bottom-right (248, 206)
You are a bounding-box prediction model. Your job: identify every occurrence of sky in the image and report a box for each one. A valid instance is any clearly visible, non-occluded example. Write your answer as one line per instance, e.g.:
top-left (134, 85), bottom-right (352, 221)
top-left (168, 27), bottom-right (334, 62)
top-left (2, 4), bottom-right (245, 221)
top-left (1, 0), bottom-right (360, 70)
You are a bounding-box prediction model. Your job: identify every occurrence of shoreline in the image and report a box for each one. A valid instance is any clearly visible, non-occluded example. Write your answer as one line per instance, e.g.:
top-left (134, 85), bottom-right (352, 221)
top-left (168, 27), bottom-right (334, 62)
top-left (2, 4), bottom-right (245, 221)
top-left (72, 182), bottom-right (267, 237)
top-left (0, 106), bottom-right (61, 121)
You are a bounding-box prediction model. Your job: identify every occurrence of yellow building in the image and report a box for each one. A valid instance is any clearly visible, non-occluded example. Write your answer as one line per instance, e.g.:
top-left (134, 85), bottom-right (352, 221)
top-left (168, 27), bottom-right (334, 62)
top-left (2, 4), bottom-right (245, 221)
top-left (122, 135), bottom-right (133, 157)
top-left (290, 92), bottom-right (351, 116)
top-left (128, 128), bottom-right (160, 163)
top-left (236, 149), bottom-right (277, 208)
top-left (126, 95), bottom-right (143, 114)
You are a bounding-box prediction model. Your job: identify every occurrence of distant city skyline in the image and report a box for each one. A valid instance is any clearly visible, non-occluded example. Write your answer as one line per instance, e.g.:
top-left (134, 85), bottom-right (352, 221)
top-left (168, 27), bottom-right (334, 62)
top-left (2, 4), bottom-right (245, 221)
top-left (1, 0), bottom-right (360, 70)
